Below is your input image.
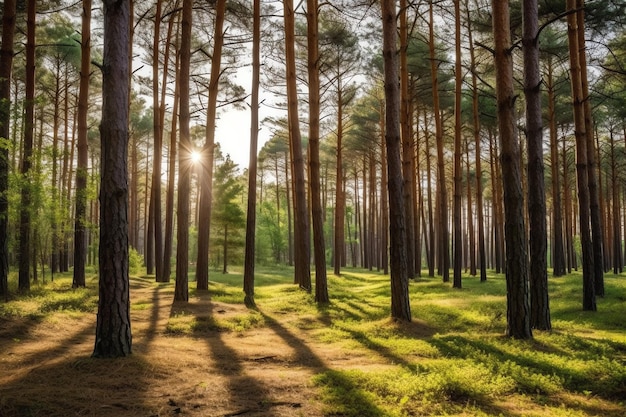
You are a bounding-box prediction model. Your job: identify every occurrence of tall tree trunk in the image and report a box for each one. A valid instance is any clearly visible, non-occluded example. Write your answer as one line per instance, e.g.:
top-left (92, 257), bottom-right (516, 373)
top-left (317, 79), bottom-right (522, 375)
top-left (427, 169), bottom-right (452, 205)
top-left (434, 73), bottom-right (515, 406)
top-left (466, 4), bottom-right (486, 281)
top-left (429, 0), bottom-right (449, 283)
top-left (566, 0), bottom-right (595, 311)
top-left (283, 0), bottom-right (311, 291)
top-left (149, 0), bottom-right (164, 281)
top-left (334, 88), bottom-right (345, 276)
top-left (452, 0), bottom-right (462, 289)
top-left (492, 0), bottom-right (532, 339)
top-left (162, 8), bottom-right (180, 283)
top-left (244, 0), bottom-right (261, 307)
top-left (19, 0), bottom-right (36, 292)
top-left (0, 0), bottom-right (17, 298)
top-left (93, 0), bottom-right (132, 358)
top-left (425, 111), bottom-right (435, 277)
top-left (175, 0), bottom-right (193, 302)
top-left (576, 0), bottom-right (604, 297)
top-left (547, 58), bottom-right (565, 276)
top-left (307, 0), bottom-right (328, 303)
top-left (196, 0), bottom-right (225, 290)
top-left (400, 0), bottom-right (415, 279)
top-left (73, 0), bottom-right (92, 288)
top-left (382, 0), bottom-right (411, 322)
top-left (610, 128), bottom-right (621, 273)
top-left (523, 0), bottom-right (550, 330)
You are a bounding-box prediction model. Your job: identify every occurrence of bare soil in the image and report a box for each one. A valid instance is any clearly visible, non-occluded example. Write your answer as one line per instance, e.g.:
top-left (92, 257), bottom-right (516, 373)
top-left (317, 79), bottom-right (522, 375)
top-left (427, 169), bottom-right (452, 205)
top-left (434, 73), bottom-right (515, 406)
top-left (0, 279), bottom-right (385, 417)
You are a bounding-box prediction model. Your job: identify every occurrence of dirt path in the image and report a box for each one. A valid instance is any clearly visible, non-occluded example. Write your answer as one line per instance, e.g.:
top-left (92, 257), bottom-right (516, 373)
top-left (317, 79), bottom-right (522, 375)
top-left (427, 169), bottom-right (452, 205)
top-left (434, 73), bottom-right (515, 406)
top-left (0, 280), bottom-right (381, 417)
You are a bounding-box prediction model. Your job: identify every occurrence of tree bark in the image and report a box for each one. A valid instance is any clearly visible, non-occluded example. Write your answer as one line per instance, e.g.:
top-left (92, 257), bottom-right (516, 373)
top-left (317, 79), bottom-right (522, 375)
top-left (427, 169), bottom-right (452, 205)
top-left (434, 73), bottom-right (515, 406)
top-left (567, 0), bottom-right (595, 311)
top-left (73, 0), bottom-right (92, 289)
top-left (93, 0), bottom-right (132, 358)
top-left (149, 0), bottom-right (164, 281)
top-left (283, 0), bottom-right (311, 291)
top-left (577, 0), bottom-right (604, 297)
top-left (400, 0), bottom-right (415, 279)
top-left (547, 58), bottom-right (566, 277)
top-left (19, 0), bottom-right (36, 292)
top-left (523, 0), bottom-right (550, 330)
top-left (244, 0), bottom-right (261, 308)
top-left (307, 0), bottom-right (328, 303)
top-left (382, 0), bottom-right (411, 322)
top-left (175, 0), bottom-right (193, 302)
top-left (0, 0), bottom-right (17, 298)
top-left (196, 0), bottom-right (226, 291)
top-left (452, 0), bottom-right (463, 289)
top-left (428, 0), bottom-right (449, 283)
top-left (492, 0), bottom-right (532, 339)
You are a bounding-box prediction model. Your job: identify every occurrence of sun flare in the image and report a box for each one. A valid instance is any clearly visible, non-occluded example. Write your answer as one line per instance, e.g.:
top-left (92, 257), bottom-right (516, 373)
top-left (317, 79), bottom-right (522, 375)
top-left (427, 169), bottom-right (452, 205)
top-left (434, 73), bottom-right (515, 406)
top-left (191, 150), bottom-right (202, 164)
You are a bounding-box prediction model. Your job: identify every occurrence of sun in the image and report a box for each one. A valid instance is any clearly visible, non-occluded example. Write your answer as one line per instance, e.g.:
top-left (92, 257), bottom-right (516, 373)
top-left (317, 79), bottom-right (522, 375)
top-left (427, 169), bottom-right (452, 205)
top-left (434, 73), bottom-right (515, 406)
top-left (191, 150), bottom-right (202, 164)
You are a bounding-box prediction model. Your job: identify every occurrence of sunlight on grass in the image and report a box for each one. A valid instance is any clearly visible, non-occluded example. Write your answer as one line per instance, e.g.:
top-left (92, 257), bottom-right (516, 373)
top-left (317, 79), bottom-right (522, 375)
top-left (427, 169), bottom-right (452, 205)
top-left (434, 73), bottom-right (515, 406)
top-left (3, 266), bottom-right (625, 416)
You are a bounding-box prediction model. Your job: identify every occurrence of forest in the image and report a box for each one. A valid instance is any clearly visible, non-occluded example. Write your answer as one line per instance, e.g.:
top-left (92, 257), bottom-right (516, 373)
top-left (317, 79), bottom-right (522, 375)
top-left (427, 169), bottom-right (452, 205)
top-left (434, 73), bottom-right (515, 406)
top-left (0, 0), bottom-right (625, 415)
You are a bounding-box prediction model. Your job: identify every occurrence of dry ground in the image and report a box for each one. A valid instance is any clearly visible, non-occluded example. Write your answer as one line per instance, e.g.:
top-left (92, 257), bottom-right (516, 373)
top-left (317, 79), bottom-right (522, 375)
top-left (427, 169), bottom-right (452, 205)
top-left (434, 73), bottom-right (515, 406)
top-left (0, 278), bottom-right (391, 417)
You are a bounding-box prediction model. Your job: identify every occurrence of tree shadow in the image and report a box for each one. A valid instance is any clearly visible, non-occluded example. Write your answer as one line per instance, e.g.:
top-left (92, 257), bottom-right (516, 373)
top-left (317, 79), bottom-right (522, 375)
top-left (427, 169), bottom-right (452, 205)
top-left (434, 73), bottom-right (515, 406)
top-left (258, 310), bottom-right (388, 416)
top-left (428, 334), bottom-right (626, 414)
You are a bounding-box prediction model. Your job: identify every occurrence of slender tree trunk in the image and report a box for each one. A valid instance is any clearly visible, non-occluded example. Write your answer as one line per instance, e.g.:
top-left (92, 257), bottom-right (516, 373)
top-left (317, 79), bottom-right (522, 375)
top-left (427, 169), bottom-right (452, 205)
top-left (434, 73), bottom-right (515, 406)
top-left (547, 59), bottom-right (566, 276)
top-left (576, 0), bottom-right (603, 297)
top-left (429, 0), bottom-right (449, 283)
top-left (196, 0), bottom-right (226, 290)
top-left (567, 0), bottom-right (595, 311)
top-left (523, 0), bottom-right (550, 330)
top-left (19, 0), bottom-right (36, 292)
top-left (175, 0), bottom-right (193, 302)
top-left (334, 88), bottom-right (345, 276)
top-left (243, 0), bottom-right (260, 307)
top-left (93, 0), bottom-right (132, 358)
top-left (306, 0), bottom-right (328, 302)
top-left (283, 0), bottom-right (311, 291)
top-left (400, 0), bottom-right (415, 279)
top-left (382, 0), bottom-right (411, 322)
top-left (73, 0), bottom-right (92, 288)
top-left (149, 0), bottom-right (164, 281)
top-left (452, 0), bottom-right (463, 289)
top-left (492, 0), bottom-right (532, 339)
top-left (163, 10), bottom-right (180, 283)
top-left (0, 0), bottom-right (17, 298)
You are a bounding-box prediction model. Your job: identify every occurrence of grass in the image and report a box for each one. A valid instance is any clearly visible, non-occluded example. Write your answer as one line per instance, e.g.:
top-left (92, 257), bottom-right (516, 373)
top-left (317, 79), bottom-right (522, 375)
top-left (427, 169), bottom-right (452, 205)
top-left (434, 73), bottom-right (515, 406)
top-left (1, 266), bottom-right (625, 416)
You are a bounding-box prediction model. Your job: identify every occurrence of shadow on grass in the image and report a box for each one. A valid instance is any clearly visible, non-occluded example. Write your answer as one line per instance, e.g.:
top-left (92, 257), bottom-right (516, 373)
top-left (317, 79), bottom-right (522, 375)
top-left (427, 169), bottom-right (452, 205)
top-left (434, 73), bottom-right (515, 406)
top-left (428, 334), bottom-right (626, 409)
top-left (259, 310), bottom-right (389, 417)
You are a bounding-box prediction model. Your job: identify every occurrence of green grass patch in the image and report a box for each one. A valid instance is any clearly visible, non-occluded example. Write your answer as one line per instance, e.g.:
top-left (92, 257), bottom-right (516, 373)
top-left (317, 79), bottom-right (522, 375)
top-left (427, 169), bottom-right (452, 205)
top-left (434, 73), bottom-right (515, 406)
top-left (3, 266), bottom-right (625, 416)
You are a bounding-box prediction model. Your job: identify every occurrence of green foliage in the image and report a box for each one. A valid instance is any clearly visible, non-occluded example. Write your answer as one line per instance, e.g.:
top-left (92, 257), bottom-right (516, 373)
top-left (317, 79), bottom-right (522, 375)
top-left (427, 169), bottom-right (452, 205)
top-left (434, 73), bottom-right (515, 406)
top-left (129, 247), bottom-right (144, 275)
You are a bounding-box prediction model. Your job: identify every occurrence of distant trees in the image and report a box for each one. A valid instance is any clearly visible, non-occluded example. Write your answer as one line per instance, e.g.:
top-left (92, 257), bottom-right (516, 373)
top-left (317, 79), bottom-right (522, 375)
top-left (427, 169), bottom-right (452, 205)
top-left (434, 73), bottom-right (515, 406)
top-left (1, 0), bottom-right (625, 332)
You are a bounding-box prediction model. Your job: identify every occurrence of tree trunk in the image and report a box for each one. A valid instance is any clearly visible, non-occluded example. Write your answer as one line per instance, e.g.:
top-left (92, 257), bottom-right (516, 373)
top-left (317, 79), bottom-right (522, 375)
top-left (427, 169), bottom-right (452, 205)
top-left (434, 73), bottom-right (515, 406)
top-left (93, 0), bottom-right (132, 358)
top-left (567, 0), bottom-right (595, 311)
top-left (523, 0), bottom-right (550, 330)
top-left (73, 0), bottom-right (92, 289)
top-left (400, 0), bottom-right (415, 279)
top-left (429, 0), bottom-right (449, 283)
top-left (382, 0), bottom-right (411, 322)
top-left (196, 0), bottom-right (225, 291)
top-left (149, 0), bottom-right (164, 281)
top-left (243, 0), bottom-right (261, 308)
top-left (0, 0), bottom-right (17, 298)
top-left (307, 0), bottom-right (328, 303)
top-left (163, 10), bottom-right (180, 283)
top-left (492, 0), bottom-right (532, 339)
top-left (175, 0), bottom-right (193, 302)
top-left (334, 89), bottom-right (345, 276)
top-left (19, 0), bottom-right (36, 292)
top-left (283, 0), bottom-right (311, 291)
top-left (547, 58), bottom-right (566, 276)
top-left (452, 0), bottom-right (462, 289)
top-left (577, 0), bottom-right (603, 297)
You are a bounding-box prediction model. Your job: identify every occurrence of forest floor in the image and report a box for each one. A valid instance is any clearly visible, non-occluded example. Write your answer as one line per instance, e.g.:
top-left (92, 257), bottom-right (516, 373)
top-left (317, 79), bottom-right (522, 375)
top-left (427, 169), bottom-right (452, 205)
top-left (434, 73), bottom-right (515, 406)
top-left (1, 269), bottom-right (625, 417)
